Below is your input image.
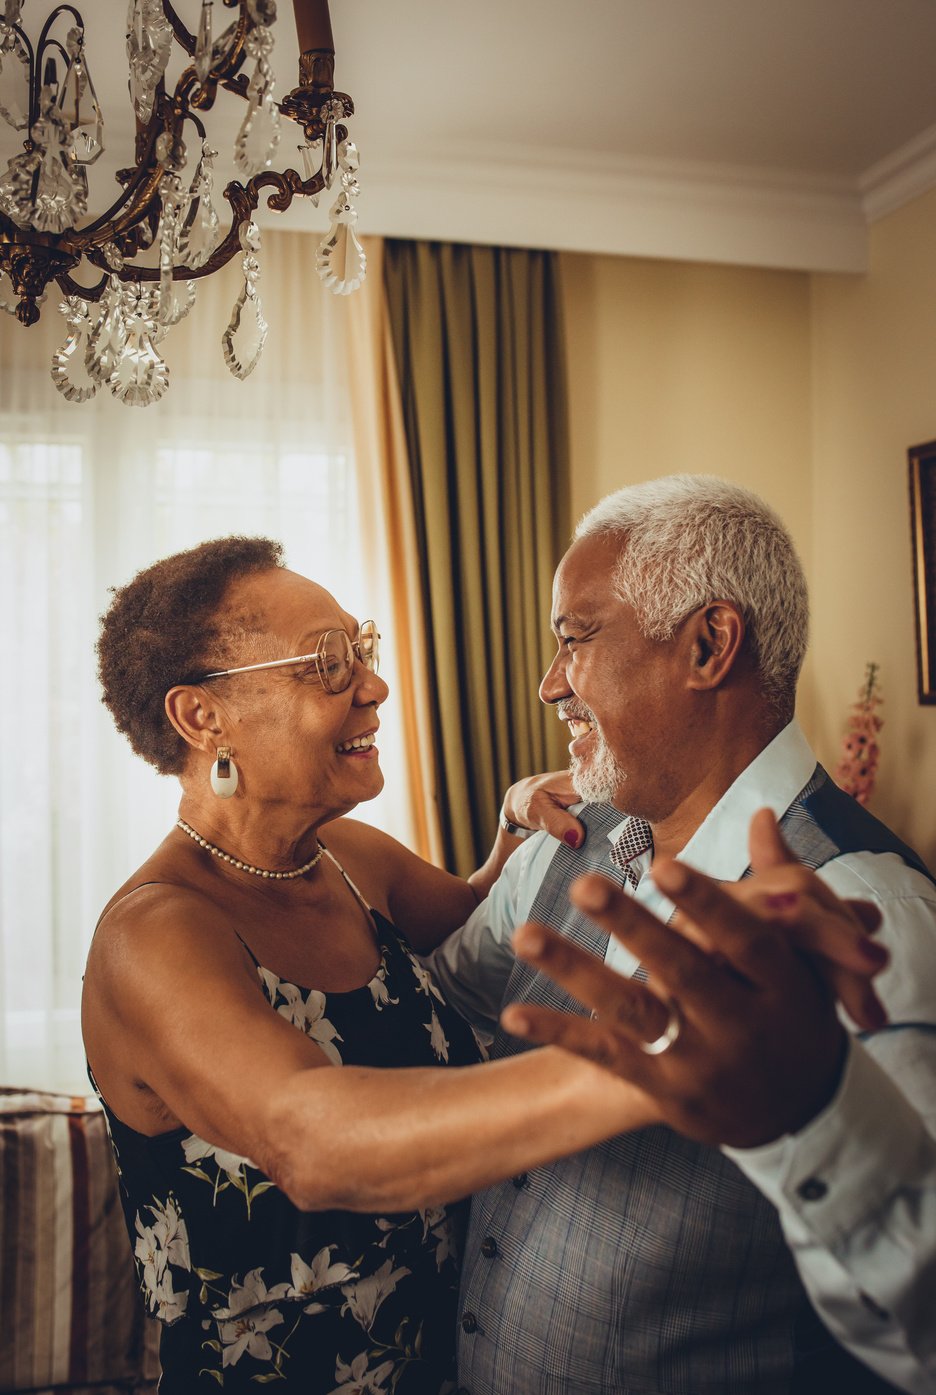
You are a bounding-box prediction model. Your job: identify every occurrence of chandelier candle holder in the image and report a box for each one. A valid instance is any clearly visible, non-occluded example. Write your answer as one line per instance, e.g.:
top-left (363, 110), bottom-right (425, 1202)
top-left (0, 0), bottom-right (365, 405)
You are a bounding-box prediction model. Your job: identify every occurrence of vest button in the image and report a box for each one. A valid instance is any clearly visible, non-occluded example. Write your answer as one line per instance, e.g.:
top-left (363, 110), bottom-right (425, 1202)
top-left (512, 1172), bottom-right (528, 1189)
top-left (797, 1176), bottom-right (828, 1202)
top-left (461, 1312), bottom-right (479, 1334)
top-left (480, 1235), bottom-right (498, 1258)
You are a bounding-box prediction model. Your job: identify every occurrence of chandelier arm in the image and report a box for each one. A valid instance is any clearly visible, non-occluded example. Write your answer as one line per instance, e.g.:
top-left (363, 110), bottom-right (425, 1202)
top-left (37, 36), bottom-right (70, 74)
top-left (5, 19), bottom-right (36, 91)
top-left (32, 1), bottom-right (83, 124)
top-left (161, 0), bottom-right (241, 55)
top-left (67, 117), bottom-right (166, 242)
top-left (66, 168), bottom-right (323, 295)
top-left (55, 266), bottom-right (107, 300)
top-left (182, 107), bottom-right (208, 142)
top-left (159, 1), bottom-right (197, 53)
top-left (83, 171), bottom-right (302, 288)
top-left (173, 16), bottom-right (252, 114)
top-left (33, 4), bottom-right (83, 52)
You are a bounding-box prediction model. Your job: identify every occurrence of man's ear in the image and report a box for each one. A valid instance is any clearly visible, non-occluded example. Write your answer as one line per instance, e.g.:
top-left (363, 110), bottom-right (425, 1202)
top-left (685, 602), bottom-right (745, 691)
top-left (165, 686), bottom-right (224, 755)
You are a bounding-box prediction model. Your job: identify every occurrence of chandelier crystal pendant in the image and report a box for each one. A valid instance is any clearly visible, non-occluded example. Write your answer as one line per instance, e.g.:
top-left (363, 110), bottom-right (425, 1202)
top-left (0, 0), bottom-right (364, 406)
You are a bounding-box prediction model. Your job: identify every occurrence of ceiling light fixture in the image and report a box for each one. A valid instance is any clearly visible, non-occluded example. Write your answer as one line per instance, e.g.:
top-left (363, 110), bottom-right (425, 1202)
top-left (0, 0), bottom-right (364, 406)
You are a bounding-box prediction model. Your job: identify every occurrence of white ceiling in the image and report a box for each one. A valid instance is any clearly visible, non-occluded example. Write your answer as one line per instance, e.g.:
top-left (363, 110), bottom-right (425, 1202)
top-left (11, 0), bottom-right (936, 273)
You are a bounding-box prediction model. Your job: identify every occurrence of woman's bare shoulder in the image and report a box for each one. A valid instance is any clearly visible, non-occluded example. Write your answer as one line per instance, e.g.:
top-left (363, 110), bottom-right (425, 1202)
top-left (88, 841), bottom-right (246, 982)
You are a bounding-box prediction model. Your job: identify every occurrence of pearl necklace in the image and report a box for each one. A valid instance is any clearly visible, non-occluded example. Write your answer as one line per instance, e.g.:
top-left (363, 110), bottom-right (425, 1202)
top-left (176, 818), bottom-right (326, 880)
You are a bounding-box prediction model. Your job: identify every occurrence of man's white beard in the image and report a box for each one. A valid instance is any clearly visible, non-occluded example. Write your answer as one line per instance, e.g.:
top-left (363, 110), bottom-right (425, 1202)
top-left (570, 731), bottom-right (627, 805)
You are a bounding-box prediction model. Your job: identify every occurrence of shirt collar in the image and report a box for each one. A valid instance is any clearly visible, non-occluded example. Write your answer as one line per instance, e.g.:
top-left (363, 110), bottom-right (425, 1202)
top-left (604, 718), bottom-right (818, 880)
top-left (601, 719), bottom-right (818, 975)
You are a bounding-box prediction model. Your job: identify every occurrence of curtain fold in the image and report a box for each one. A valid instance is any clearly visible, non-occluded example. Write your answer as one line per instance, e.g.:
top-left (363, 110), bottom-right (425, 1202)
top-left (344, 238), bottom-right (445, 865)
top-left (383, 240), bottom-right (571, 875)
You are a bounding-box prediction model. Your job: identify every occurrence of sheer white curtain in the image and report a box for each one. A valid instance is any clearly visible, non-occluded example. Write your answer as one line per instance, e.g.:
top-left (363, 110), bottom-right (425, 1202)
top-left (0, 229), bottom-right (414, 1093)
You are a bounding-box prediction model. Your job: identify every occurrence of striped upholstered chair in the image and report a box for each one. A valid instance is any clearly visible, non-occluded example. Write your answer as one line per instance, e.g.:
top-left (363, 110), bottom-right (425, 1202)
top-left (0, 1088), bottom-right (160, 1395)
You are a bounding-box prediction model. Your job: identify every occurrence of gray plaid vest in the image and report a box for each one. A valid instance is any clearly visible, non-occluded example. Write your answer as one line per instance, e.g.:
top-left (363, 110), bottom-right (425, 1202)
top-left (456, 767), bottom-right (918, 1395)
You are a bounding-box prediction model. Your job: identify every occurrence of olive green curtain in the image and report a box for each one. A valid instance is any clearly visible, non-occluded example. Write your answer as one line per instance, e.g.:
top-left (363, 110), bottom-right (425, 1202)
top-left (383, 239), bottom-right (571, 876)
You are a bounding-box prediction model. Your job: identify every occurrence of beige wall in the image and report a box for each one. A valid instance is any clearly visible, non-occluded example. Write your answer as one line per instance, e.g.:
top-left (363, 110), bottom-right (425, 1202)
top-left (559, 227), bottom-right (936, 861)
top-left (810, 189), bottom-right (936, 862)
top-left (558, 251), bottom-right (819, 730)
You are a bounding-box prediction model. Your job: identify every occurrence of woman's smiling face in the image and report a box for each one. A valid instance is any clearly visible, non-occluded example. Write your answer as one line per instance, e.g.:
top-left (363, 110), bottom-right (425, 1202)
top-left (200, 566), bottom-right (389, 817)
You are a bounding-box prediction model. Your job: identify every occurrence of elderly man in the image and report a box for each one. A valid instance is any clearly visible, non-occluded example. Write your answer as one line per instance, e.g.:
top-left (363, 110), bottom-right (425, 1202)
top-left (428, 476), bottom-right (936, 1395)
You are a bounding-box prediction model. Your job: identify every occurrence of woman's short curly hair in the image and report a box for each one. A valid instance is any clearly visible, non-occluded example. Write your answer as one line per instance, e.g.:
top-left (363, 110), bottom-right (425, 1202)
top-left (97, 536), bottom-right (284, 776)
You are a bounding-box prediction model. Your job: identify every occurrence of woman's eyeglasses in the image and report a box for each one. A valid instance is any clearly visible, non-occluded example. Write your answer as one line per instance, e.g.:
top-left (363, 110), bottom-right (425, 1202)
top-left (194, 620), bottom-right (379, 695)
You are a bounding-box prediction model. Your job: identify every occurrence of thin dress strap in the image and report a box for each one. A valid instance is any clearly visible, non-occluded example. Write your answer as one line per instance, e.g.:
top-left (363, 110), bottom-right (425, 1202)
top-left (321, 844), bottom-right (375, 918)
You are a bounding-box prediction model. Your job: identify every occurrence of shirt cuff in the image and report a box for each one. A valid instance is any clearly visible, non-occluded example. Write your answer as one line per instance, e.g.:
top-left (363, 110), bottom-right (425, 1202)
top-left (723, 1038), bottom-right (932, 1247)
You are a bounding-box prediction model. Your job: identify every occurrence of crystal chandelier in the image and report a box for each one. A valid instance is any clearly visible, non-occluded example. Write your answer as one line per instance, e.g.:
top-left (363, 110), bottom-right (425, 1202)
top-left (0, 0), bottom-right (365, 406)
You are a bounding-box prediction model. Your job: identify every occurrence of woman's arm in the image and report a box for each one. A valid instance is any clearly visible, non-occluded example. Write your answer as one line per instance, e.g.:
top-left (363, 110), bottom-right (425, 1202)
top-left (322, 770), bottom-right (582, 954)
top-left (82, 886), bottom-right (657, 1214)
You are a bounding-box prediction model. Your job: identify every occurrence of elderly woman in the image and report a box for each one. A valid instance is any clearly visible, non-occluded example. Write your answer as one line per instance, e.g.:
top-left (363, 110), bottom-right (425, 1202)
top-left (83, 536), bottom-right (654, 1394)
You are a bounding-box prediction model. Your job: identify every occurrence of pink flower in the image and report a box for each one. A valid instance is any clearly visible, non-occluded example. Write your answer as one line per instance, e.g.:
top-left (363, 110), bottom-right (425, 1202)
top-left (834, 663), bottom-right (883, 806)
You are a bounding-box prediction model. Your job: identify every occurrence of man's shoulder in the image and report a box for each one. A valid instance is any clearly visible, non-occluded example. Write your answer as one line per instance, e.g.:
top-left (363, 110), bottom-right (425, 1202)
top-left (785, 768), bottom-right (934, 887)
top-left (818, 849), bottom-right (936, 909)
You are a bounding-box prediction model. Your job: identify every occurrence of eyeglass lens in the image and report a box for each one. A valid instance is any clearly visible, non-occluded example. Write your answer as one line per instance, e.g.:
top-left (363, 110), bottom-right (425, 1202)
top-left (319, 621), bottom-right (379, 693)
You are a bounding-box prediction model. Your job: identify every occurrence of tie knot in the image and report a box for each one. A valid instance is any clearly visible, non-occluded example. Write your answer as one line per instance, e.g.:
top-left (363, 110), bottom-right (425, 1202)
top-left (609, 818), bottom-right (653, 890)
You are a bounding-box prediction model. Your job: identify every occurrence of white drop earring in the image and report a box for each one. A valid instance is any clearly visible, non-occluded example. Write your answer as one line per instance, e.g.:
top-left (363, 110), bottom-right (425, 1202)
top-left (210, 746), bottom-right (239, 799)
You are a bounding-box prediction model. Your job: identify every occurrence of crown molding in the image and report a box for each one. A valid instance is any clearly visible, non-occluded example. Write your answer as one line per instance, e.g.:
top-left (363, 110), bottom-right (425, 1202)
top-left (860, 122), bottom-right (936, 223)
top-left (326, 145), bottom-right (870, 274)
top-left (281, 134), bottom-right (936, 272)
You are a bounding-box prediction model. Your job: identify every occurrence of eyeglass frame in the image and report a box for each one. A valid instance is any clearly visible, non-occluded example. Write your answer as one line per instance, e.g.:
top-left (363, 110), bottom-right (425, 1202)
top-left (192, 620), bottom-right (380, 695)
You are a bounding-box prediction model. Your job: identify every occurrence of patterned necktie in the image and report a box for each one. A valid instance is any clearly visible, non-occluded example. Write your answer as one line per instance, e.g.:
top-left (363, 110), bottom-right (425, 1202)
top-left (609, 817), bottom-right (654, 890)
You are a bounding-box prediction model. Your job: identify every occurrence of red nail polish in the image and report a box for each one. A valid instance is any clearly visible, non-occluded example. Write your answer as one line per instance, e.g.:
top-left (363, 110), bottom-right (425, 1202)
top-left (564, 830), bottom-right (580, 848)
top-left (766, 892), bottom-right (798, 909)
top-left (860, 939), bottom-right (889, 967)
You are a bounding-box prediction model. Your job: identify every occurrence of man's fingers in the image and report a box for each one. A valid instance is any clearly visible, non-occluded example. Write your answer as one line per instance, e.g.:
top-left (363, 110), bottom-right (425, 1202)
top-left (650, 859), bottom-right (788, 987)
top-left (820, 963), bottom-right (888, 1031)
top-left (567, 874), bottom-right (734, 1002)
top-left (512, 921), bottom-right (674, 1044)
top-left (758, 894), bottom-right (888, 976)
top-left (499, 999), bottom-right (654, 1084)
top-left (747, 808), bottom-right (798, 873)
top-left (848, 899), bottom-right (883, 935)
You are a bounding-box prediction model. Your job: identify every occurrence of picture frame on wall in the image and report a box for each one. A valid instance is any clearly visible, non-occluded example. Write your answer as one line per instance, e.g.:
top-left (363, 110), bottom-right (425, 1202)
top-left (908, 439), bottom-right (936, 704)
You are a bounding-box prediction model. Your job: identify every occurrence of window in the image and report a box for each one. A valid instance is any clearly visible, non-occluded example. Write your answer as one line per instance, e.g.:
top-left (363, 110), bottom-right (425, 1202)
top-left (0, 239), bottom-right (410, 1091)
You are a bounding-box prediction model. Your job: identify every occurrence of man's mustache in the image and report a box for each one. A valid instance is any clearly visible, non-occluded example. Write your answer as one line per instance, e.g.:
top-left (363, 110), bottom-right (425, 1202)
top-left (557, 699), bottom-right (597, 724)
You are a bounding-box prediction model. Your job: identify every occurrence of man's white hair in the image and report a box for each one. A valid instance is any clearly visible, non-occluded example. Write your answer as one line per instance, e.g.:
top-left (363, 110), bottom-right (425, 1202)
top-left (574, 475), bottom-right (809, 716)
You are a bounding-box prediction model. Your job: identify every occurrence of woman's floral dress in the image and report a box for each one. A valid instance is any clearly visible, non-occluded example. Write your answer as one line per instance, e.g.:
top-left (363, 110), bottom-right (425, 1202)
top-left (93, 904), bottom-right (482, 1393)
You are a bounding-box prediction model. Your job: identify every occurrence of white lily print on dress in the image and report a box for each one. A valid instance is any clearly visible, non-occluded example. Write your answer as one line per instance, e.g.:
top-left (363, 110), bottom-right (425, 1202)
top-left (213, 1266), bottom-right (290, 1368)
top-left (340, 1258), bottom-right (411, 1332)
top-left (259, 967), bottom-right (344, 1063)
top-left (287, 1246), bottom-right (359, 1314)
top-left (368, 963), bottom-right (398, 1012)
top-left (424, 1006), bottom-right (450, 1063)
top-left (134, 1194), bottom-right (191, 1322)
top-left (406, 952), bottom-right (446, 1006)
top-left (182, 1133), bottom-right (257, 1179)
top-left (420, 1206), bottom-right (458, 1269)
top-left (181, 1132), bottom-right (273, 1216)
top-left (326, 1351), bottom-right (396, 1394)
